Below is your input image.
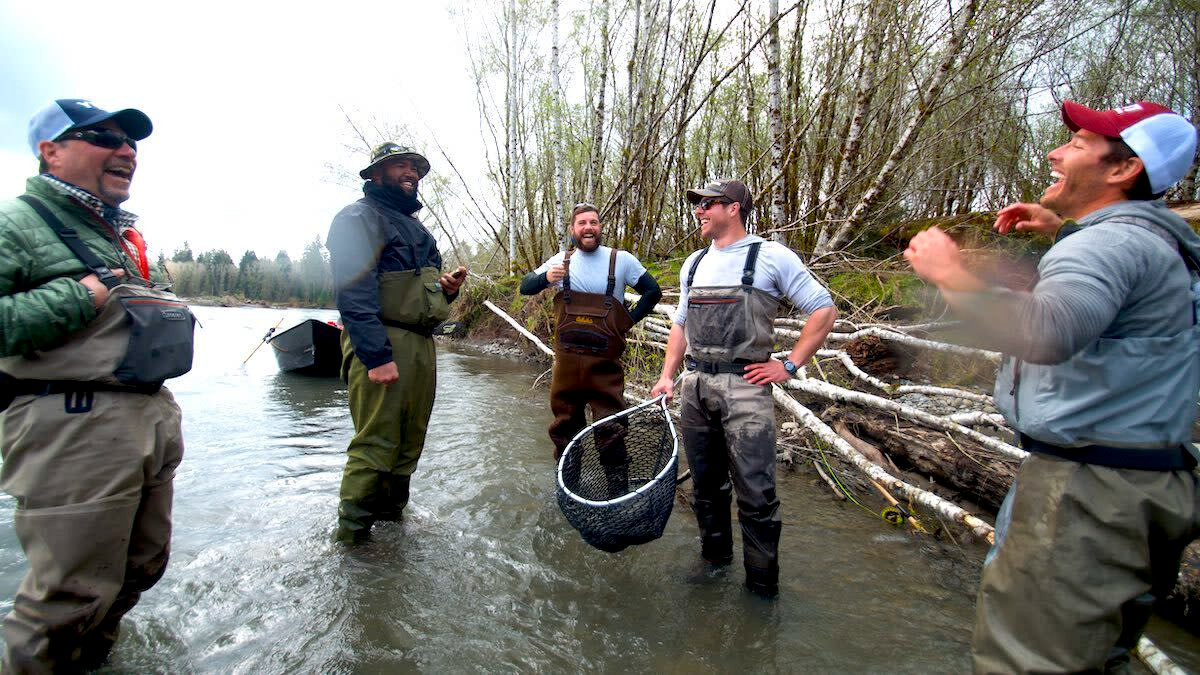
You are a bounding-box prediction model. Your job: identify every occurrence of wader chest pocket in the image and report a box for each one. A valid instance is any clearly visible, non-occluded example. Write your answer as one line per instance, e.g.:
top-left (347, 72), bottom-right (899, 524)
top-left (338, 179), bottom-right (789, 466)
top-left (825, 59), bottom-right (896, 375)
top-left (688, 296), bottom-right (747, 348)
top-left (560, 327), bottom-right (612, 354)
top-left (114, 297), bottom-right (196, 385)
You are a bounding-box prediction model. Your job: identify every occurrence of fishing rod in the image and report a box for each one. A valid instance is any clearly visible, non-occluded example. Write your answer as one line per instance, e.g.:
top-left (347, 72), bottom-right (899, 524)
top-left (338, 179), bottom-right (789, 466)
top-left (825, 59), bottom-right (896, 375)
top-left (242, 315), bottom-right (286, 365)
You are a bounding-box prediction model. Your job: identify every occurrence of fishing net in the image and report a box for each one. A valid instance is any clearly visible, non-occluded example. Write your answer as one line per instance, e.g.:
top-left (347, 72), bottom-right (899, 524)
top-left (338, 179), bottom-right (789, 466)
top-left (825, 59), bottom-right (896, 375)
top-left (556, 396), bottom-right (679, 553)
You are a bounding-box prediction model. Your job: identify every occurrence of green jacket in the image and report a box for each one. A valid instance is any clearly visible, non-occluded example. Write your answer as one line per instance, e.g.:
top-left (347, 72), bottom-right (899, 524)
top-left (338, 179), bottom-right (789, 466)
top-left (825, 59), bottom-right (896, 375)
top-left (0, 177), bottom-right (145, 357)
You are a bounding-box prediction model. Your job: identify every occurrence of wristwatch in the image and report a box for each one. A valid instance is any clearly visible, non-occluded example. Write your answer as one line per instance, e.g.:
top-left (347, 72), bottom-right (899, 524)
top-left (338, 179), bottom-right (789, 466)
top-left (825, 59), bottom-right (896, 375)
top-left (782, 359), bottom-right (799, 377)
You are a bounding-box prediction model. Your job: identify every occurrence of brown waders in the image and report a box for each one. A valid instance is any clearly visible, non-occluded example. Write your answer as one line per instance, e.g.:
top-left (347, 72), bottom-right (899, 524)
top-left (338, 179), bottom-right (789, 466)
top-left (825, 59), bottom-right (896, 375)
top-left (335, 267), bottom-right (448, 543)
top-left (548, 248), bottom-right (633, 492)
top-left (0, 388), bottom-right (183, 673)
top-left (972, 454), bottom-right (1200, 673)
top-left (680, 242), bottom-right (784, 597)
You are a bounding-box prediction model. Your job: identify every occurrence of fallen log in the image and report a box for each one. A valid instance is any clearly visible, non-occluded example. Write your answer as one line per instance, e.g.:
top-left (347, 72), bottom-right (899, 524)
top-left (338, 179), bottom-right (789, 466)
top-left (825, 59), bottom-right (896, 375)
top-left (772, 386), bottom-right (996, 544)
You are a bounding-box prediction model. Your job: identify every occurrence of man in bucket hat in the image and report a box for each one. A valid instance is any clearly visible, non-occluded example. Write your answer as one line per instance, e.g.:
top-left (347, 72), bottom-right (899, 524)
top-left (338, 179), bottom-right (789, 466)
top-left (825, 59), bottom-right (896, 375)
top-left (0, 99), bottom-right (189, 671)
top-left (326, 142), bottom-right (467, 543)
top-left (905, 101), bottom-right (1200, 671)
top-left (651, 179), bottom-right (837, 598)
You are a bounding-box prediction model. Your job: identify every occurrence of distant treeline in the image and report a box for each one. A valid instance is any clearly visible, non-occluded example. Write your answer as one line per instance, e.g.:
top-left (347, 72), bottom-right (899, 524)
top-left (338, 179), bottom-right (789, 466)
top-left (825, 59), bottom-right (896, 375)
top-left (161, 237), bottom-right (333, 307)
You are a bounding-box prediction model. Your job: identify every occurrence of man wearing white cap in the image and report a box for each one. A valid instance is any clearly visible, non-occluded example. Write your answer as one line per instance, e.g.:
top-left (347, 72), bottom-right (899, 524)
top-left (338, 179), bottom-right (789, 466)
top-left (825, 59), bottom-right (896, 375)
top-left (0, 99), bottom-right (191, 671)
top-left (905, 101), bottom-right (1200, 671)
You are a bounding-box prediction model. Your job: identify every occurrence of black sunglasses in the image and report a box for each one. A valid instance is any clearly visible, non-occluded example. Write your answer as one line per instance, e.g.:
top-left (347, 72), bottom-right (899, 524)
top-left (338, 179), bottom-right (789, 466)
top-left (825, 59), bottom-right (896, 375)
top-left (697, 196), bottom-right (732, 210)
top-left (57, 129), bottom-right (137, 152)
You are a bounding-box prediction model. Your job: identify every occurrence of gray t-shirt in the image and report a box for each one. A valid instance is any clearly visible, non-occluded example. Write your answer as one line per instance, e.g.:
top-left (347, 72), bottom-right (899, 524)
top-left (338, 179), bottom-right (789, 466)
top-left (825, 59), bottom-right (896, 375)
top-left (534, 246), bottom-right (647, 299)
top-left (673, 234), bottom-right (833, 325)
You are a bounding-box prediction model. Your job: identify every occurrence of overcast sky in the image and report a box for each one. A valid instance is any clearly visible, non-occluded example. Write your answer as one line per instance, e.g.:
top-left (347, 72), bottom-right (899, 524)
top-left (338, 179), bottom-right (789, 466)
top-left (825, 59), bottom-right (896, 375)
top-left (0, 0), bottom-right (489, 262)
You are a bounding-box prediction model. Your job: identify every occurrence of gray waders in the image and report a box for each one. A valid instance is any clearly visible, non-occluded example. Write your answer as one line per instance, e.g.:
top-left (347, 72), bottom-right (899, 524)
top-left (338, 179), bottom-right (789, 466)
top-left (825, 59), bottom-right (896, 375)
top-left (336, 267), bottom-right (448, 543)
top-left (680, 242), bottom-right (783, 597)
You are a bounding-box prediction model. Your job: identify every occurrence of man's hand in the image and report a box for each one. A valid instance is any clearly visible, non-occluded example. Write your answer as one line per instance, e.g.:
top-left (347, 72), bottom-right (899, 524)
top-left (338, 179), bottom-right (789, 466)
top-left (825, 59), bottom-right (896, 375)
top-left (650, 375), bottom-right (675, 402)
top-left (439, 266), bottom-right (468, 295)
top-left (368, 362), bottom-right (400, 385)
top-left (546, 264), bottom-right (567, 284)
top-left (79, 269), bottom-right (126, 309)
top-left (903, 227), bottom-right (985, 292)
top-left (994, 202), bottom-right (1064, 235)
top-left (743, 359), bottom-right (790, 385)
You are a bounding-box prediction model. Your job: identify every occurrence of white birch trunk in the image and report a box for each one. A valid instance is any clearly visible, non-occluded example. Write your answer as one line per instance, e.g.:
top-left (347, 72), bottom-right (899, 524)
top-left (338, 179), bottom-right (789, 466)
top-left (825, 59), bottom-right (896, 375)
top-left (506, 0), bottom-right (519, 274)
top-left (816, 0), bottom-right (980, 255)
top-left (767, 0), bottom-right (786, 241)
top-left (483, 300), bottom-right (554, 356)
top-left (551, 0), bottom-right (566, 251)
top-left (588, 0), bottom-right (610, 203)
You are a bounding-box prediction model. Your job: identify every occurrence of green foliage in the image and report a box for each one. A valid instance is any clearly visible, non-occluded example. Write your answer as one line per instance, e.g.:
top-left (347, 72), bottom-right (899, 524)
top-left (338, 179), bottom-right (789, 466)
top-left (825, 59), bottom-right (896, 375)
top-left (171, 241), bottom-right (193, 263)
top-left (827, 270), bottom-right (925, 309)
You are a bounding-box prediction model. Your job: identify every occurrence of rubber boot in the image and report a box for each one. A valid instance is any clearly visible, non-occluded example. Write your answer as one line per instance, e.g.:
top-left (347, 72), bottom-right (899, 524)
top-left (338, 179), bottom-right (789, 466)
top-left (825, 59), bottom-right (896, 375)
top-left (701, 531), bottom-right (733, 567)
top-left (1105, 593), bottom-right (1156, 671)
top-left (335, 499), bottom-right (374, 544)
top-left (375, 474), bottom-right (411, 522)
top-left (745, 562), bottom-right (779, 599)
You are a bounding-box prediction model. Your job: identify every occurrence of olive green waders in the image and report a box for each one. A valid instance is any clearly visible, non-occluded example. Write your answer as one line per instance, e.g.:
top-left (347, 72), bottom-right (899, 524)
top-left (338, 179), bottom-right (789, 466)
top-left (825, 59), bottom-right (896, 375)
top-left (335, 267), bottom-right (447, 543)
top-left (972, 454), bottom-right (1199, 673)
top-left (548, 248), bottom-right (632, 459)
top-left (0, 388), bottom-right (183, 672)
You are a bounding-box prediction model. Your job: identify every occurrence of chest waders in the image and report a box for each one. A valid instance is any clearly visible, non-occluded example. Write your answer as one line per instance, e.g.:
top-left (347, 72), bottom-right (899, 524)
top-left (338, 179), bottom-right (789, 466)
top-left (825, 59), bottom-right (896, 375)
top-left (679, 242), bottom-right (784, 597)
top-left (548, 248), bottom-right (634, 471)
top-left (0, 196), bottom-right (187, 671)
top-left (336, 267), bottom-right (450, 543)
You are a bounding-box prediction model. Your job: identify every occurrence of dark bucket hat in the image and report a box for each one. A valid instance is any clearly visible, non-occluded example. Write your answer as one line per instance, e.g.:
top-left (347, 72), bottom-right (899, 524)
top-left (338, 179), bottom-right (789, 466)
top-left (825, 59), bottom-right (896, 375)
top-left (359, 142), bottom-right (431, 179)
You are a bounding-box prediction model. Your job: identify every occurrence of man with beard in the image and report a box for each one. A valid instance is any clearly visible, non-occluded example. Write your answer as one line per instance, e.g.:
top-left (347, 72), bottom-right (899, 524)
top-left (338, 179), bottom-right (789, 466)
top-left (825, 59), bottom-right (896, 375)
top-left (327, 142), bottom-right (467, 544)
top-left (520, 203), bottom-right (662, 458)
top-left (651, 180), bottom-right (836, 598)
top-left (0, 99), bottom-right (191, 670)
top-left (904, 101), bottom-right (1200, 672)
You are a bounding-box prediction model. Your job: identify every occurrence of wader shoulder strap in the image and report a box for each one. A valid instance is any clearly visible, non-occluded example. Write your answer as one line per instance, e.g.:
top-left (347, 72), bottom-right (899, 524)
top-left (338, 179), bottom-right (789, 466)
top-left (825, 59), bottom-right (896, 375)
top-left (605, 247), bottom-right (619, 298)
top-left (686, 247), bottom-right (710, 287)
top-left (17, 195), bottom-right (120, 290)
top-left (562, 248), bottom-right (574, 299)
top-left (742, 242), bottom-right (763, 289)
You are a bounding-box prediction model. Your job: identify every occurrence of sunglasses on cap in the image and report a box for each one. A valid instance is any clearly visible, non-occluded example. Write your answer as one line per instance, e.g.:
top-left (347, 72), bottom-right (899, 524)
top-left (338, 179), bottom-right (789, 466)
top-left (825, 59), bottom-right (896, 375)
top-left (56, 129), bottom-right (137, 152)
top-left (696, 196), bottom-right (732, 210)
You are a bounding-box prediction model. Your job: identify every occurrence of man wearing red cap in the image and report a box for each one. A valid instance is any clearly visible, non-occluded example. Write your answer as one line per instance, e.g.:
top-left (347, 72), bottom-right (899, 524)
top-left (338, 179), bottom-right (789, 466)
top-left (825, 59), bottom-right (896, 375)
top-left (905, 101), bottom-right (1200, 671)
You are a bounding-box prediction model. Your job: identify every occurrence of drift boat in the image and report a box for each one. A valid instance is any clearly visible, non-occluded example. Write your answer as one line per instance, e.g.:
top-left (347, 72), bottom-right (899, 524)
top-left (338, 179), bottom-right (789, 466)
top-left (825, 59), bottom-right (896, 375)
top-left (270, 319), bottom-right (343, 376)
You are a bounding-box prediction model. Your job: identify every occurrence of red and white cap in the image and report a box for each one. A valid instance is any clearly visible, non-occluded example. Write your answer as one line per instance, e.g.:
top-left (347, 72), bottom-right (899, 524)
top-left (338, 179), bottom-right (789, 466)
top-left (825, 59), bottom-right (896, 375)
top-left (1061, 100), bottom-right (1198, 195)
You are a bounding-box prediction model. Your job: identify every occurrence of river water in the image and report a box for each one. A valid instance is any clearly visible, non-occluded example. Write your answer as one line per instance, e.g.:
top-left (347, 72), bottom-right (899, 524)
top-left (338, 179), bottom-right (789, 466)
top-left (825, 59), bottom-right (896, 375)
top-left (0, 305), bottom-right (1195, 673)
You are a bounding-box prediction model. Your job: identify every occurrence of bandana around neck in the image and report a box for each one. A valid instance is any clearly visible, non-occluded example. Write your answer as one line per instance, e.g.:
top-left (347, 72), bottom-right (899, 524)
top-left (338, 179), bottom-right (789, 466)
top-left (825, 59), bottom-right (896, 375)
top-left (364, 180), bottom-right (422, 216)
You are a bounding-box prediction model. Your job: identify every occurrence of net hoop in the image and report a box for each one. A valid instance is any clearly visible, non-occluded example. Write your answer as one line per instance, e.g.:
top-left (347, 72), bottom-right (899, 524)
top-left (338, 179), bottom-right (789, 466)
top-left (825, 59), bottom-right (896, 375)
top-left (555, 394), bottom-right (679, 508)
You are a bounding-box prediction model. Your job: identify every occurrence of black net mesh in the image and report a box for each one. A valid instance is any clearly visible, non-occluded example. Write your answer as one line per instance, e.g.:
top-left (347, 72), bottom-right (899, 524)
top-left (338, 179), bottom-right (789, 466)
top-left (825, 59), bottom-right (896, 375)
top-left (556, 398), bottom-right (678, 553)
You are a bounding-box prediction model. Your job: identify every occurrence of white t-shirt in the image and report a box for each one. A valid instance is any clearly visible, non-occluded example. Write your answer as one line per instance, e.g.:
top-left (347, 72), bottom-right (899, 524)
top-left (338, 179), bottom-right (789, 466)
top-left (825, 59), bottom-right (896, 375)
top-left (534, 246), bottom-right (648, 299)
top-left (673, 234), bottom-right (833, 325)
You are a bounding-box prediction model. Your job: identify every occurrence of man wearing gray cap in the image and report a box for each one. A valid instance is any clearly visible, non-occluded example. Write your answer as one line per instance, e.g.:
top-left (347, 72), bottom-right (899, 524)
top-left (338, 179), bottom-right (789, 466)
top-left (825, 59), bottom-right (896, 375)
top-left (651, 179), bottom-right (837, 598)
top-left (905, 101), bottom-right (1200, 671)
top-left (0, 99), bottom-right (193, 670)
top-left (327, 142), bottom-right (467, 544)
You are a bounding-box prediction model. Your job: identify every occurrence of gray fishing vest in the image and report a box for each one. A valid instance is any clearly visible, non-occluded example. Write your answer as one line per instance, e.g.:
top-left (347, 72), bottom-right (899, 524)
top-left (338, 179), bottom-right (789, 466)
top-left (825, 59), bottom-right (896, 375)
top-left (683, 242), bottom-right (780, 364)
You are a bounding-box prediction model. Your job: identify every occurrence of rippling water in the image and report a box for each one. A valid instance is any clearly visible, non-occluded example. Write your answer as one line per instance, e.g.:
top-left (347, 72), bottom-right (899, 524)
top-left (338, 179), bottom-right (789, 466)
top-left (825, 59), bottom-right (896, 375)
top-left (0, 305), bottom-right (1194, 672)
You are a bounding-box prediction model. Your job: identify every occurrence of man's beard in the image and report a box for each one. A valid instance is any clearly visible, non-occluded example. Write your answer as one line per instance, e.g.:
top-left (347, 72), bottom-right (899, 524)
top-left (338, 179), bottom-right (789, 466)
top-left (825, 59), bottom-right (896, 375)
top-left (573, 233), bottom-right (602, 252)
